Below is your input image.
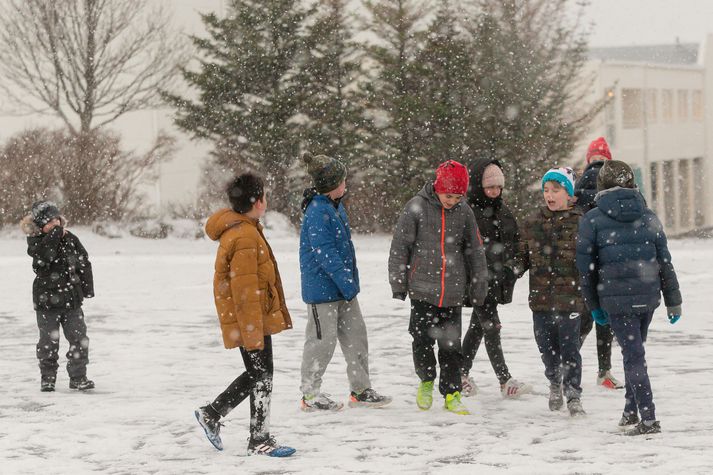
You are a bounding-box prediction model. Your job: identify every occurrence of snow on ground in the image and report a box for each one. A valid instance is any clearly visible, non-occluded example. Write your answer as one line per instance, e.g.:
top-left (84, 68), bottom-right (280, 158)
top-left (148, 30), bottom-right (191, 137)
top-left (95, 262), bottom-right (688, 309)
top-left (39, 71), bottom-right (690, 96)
top-left (0, 224), bottom-right (711, 474)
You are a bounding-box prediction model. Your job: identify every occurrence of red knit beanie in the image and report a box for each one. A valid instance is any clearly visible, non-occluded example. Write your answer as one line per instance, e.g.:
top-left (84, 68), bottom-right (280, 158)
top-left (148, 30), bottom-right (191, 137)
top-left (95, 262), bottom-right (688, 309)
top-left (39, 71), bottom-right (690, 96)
top-left (433, 160), bottom-right (469, 195)
top-left (586, 137), bottom-right (612, 164)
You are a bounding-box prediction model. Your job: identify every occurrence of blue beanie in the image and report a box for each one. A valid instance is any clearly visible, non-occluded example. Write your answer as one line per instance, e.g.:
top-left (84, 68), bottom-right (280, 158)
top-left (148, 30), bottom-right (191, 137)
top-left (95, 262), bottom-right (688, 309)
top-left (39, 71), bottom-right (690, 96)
top-left (541, 167), bottom-right (576, 197)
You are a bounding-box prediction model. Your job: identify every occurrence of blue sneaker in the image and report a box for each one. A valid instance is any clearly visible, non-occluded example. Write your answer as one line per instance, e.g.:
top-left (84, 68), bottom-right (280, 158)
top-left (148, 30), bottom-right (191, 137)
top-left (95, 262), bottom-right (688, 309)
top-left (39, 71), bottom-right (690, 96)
top-left (194, 407), bottom-right (223, 451)
top-left (248, 437), bottom-right (296, 457)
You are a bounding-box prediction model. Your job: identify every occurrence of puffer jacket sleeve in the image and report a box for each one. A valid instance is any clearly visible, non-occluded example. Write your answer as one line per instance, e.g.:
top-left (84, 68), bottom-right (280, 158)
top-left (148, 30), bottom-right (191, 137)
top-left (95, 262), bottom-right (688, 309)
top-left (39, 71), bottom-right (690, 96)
top-left (652, 215), bottom-right (682, 307)
top-left (514, 217), bottom-right (531, 277)
top-left (463, 207), bottom-right (488, 306)
top-left (388, 199), bottom-right (418, 295)
top-left (305, 206), bottom-right (359, 301)
top-left (576, 212), bottom-right (600, 311)
top-left (69, 233), bottom-right (94, 298)
top-left (228, 236), bottom-right (265, 351)
top-left (27, 226), bottom-right (63, 266)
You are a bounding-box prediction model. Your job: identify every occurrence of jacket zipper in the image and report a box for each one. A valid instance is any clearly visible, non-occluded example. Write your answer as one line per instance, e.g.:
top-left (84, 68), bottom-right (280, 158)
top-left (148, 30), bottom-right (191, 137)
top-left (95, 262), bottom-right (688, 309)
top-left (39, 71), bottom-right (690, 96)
top-left (438, 207), bottom-right (447, 307)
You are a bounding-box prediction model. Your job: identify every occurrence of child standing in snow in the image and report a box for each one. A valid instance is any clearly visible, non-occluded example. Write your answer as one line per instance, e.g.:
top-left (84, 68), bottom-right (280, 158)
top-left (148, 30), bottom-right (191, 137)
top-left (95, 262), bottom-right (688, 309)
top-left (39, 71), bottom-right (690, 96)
top-left (460, 157), bottom-right (533, 399)
top-left (389, 160), bottom-right (488, 415)
top-left (21, 201), bottom-right (95, 392)
top-left (518, 167), bottom-right (586, 416)
top-left (195, 173), bottom-right (295, 457)
top-left (576, 160), bottom-right (681, 436)
top-left (298, 152), bottom-right (391, 412)
top-left (573, 137), bottom-right (623, 391)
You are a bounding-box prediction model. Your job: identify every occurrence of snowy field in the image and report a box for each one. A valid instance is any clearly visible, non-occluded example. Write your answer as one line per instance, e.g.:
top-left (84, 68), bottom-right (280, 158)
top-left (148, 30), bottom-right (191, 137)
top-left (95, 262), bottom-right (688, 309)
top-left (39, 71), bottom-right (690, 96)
top-left (1, 220), bottom-right (712, 474)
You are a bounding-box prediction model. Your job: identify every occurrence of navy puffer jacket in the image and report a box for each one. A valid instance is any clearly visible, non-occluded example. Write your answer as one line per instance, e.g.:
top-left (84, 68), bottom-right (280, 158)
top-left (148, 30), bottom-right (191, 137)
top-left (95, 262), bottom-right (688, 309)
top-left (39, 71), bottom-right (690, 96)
top-left (574, 161), bottom-right (605, 213)
top-left (576, 187), bottom-right (681, 315)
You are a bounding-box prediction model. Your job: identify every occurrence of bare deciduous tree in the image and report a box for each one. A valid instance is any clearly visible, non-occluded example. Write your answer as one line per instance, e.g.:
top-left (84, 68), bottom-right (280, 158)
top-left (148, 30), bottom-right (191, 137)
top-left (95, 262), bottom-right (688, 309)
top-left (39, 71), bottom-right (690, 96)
top-left (0, 0), bottom-right (185, 134)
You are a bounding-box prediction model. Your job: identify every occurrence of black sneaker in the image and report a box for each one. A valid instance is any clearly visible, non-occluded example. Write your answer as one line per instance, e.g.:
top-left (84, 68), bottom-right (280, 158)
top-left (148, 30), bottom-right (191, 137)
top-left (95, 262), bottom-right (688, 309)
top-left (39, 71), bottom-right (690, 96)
top-left (194, 406), bottom-right (223, 451)
top-left (618, 412), bottom-right (640, 427)
top-left (69, 376), bottom-right (95, 390)
top-left (41, 376), bottom-right (56, 392)
top-left (348, 388), bottom-right (392, 408)
top-left (247, 436), bottom-right (296, 457)
top-left (548, 384), bottom-right (563, 411)
top-left (624, 420), bottom-right (661, 436)
top-left (567, 398), bottom-right (586, 417)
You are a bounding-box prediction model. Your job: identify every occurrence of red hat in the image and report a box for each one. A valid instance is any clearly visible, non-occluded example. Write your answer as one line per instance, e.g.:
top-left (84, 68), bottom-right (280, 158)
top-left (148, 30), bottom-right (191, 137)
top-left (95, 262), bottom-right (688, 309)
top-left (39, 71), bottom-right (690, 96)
top-left (434, 160), bottom-right (469, 195)
top-left (586, 137), bottom-right (612, 164)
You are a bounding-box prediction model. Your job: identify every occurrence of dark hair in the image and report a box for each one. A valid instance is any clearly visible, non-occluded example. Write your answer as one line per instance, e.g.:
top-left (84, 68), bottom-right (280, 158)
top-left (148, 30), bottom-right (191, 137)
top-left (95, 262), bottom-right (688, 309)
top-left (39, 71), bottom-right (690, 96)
top-left (226, 173), bottom-right (265, 214)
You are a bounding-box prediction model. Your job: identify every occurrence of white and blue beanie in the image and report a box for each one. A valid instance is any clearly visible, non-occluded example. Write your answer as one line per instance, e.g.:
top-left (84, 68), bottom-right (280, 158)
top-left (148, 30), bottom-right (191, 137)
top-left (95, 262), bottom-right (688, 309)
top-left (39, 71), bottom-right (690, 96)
top-left (541, 167), bottom-right (576, 197)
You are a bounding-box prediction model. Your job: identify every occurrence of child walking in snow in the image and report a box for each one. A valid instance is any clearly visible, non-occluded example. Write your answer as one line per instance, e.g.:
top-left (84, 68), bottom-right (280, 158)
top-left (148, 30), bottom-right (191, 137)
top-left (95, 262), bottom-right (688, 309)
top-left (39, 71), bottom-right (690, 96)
top-left (518, 167), bottom-right (586, 416)
top-left (195, 173), bottom-right (295, 457)
top-left (299, 152), bottom-right (391, 412)
top-left (21, 201), bottom-right (95, 392)
top-left (389, 160), bottom-right (488, 415)
top-left (576, 160), bottom-right (681, 436)
top-left (573, 137), bottom-right (623, 390)
top-left (460, 157), bottom-right (533, 399)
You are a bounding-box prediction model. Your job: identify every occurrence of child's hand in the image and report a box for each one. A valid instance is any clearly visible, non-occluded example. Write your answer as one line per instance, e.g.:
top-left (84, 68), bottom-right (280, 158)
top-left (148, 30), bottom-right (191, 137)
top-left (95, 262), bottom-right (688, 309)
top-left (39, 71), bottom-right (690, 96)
top-left (392, 292), bottom-right (406, 301)
top-left (591, 308), bottom-right (609, 326)
top-left (42, 218), bottom-right (63, 234)
top-left (667, 306), bottom-right (681, 324)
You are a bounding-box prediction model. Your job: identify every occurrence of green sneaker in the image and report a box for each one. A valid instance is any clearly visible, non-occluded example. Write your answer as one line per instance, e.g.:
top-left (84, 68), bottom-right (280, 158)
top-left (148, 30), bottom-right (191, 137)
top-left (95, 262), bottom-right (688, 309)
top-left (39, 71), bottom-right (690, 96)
top-left (444, 391), bottom-right (470, 415)
top-left (416, 381), bottom-right (434, 410)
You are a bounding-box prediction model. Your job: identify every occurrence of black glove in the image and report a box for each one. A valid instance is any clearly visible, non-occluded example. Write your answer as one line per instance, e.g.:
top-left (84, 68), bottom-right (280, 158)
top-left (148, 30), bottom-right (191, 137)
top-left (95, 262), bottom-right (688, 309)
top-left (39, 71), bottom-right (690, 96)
top-left (393, 292), bottom-right (407, 301)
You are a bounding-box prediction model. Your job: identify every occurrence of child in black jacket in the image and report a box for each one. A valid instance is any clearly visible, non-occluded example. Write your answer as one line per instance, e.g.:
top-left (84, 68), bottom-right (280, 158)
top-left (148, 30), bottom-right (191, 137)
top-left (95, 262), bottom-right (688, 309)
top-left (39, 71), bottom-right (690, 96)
top-left (21, 201), bottom-right (95, 392)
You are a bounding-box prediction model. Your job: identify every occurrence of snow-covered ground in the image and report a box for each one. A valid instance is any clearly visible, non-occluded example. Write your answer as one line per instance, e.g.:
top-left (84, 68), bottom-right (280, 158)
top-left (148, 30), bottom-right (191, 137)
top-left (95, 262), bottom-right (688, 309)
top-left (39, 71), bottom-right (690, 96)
top-left (1, 223), bottom-right (711, 474)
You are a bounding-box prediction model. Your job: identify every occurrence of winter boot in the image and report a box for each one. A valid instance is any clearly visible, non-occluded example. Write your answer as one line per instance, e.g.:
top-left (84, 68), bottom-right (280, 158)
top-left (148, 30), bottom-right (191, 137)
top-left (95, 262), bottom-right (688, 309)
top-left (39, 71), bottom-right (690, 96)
top-left (69, 376), bottom-right (95, 391)
top-left (597, 370), bottom-right (624, 390)
top-left (567, 398), bottom-right (586, 417)
top-left (444, 392), bottom-right (470, 415)
top-left (500, 378), bottom-right (533, 399)
top-left (194, 406), bottom-right (224, 451)
top-left (348, 388), bottom-right (392, 408)
top-left (247, 436), bottom-right (296, 457)
top-left (548, 384), bottom-right (564, 411)
top-left (460, 374), bottom-right (478, 397)
top-left (624, 420), bottom-right (661, 436)
top-left (618, 412), bottom-right (640, 428)
top-left (41, 375), bottom-right (56, 392)
top-left (416, 381), bottom-right (434, 410)
top-left (300, 393), bottom-right (344, 412)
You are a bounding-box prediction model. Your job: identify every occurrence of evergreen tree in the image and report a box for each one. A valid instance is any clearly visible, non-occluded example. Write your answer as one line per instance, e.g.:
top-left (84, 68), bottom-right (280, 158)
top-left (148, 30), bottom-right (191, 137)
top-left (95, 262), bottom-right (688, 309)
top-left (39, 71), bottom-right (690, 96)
top-left (164, 0), bottom-right (310, 213)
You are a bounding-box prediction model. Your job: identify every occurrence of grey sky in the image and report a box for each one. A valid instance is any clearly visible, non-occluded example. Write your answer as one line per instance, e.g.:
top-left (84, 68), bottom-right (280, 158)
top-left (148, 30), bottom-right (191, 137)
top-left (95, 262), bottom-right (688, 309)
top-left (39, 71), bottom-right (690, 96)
top-left (582, 0), bottom-right (713, 47)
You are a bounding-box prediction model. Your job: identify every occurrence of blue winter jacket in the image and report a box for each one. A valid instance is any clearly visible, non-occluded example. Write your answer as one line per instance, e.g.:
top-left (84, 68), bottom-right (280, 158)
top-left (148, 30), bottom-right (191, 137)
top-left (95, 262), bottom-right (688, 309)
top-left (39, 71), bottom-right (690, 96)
top-left (574, 161), bottom-right (605, 213)
top-left (300, 193), bottom-right (360, 304)
top-left (576, 187), bottom-right (681, 315)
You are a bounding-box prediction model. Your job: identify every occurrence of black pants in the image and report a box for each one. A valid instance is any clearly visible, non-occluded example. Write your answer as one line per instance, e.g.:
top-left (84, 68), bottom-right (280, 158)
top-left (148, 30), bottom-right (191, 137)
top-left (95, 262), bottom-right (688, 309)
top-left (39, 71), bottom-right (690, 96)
top-left (461, 297), bottom-right (512, 385)
top-left (533, 312), bottom-right (582, 401)
top-left (36, 307), bottom-right (89, 379)
top-left (409, 300), bottom-right (462, 396)
top-left (579, 312), bottom-right (614, 374)
top-left (209, 336), bottom-right (273, 443)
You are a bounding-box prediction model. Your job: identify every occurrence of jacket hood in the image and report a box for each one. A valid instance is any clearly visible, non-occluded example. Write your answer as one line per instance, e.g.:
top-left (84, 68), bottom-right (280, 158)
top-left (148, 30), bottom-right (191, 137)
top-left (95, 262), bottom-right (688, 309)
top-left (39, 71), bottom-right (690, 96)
top-left (467, 156), bottom-right (503, 207)
top-left (205, 208), bottom-right (257, 241)
top-left (417, 183), bottom-right (464, 210)
top-left (20, 213), bottom-right (67, 236)
top-left (594, 187), bottom-right (646, 222)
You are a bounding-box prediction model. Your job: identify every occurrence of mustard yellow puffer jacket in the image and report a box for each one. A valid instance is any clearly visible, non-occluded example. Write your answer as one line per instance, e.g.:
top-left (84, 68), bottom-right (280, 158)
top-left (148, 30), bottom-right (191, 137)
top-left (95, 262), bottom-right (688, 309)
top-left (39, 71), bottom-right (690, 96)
top-left (205, 209), bottom-right (292, 350)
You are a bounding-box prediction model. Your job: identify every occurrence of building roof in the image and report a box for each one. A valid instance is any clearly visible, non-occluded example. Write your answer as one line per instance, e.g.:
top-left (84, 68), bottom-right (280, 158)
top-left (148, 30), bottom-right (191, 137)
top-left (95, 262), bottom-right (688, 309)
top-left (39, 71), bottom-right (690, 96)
top-left (588, 43), bottom-right (699, 65)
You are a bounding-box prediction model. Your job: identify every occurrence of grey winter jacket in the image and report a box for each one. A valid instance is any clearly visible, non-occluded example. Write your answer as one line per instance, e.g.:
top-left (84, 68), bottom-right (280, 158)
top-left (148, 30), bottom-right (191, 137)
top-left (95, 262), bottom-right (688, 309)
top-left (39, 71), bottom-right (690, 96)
top-left (389, 184), bottom-right (488, 308)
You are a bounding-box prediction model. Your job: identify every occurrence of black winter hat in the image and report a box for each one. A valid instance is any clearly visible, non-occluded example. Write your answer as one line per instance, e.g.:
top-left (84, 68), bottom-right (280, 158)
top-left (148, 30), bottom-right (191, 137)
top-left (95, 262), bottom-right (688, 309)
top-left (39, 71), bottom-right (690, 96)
top-left (597, 160), bottom-right (636, 191)
top-left (31, 201), bottom-right (61, 228)
top-left (302, 152), bottom-right (347, 193)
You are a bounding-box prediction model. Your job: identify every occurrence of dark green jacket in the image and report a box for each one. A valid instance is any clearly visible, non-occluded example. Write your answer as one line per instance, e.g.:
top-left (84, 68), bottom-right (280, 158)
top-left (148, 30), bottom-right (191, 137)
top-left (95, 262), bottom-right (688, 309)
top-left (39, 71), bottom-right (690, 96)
top-left (518, 206), bottom-right (584, 313)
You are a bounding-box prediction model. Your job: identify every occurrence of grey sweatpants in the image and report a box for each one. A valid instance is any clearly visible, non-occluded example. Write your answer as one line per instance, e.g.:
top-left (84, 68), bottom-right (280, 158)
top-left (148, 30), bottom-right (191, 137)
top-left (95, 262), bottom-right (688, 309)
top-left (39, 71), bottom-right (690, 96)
top-left (300, 298), bottom-right (371, 395)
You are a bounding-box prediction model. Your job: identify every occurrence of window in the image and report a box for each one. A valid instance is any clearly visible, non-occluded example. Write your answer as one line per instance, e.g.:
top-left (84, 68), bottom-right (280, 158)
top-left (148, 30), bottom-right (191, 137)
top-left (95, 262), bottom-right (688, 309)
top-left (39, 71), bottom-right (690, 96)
top-left (662, 161), bottom-right (675, 228)
top-left (604, 88), bottom-right (616, 145)
top-left (622, 88), bottom-right (642, 129)
top-left (692, 90), bottom-right (704, 121)
top-left (694, 157), bottom-right (705, 227)
top-left (661, 89), bottom-right (673, 122)
top-left (678, 159), bottom-right (690, 228)
top-left (650, 163), bottom-right (659, 214)
top-left (678, 90), bottom-right (689, 120)
top-left (646, 89), bottom-right (657, 123)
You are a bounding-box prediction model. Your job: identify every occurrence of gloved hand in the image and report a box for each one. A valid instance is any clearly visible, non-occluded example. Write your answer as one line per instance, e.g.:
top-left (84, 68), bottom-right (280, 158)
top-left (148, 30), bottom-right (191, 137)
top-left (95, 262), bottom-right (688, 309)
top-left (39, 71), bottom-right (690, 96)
top-left (393, 292), bottom-right (407, 301)
top-left (591, 308), bottom-right (610, 326)
top-left (667, 305), bottom-right (681, 324)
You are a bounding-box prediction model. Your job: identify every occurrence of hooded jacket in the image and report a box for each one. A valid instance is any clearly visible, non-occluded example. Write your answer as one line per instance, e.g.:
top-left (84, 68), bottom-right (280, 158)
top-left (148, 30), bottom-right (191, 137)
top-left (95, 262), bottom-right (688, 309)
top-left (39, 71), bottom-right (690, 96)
top-left (466, 157), bottom-right (520, 304)
top-left (21, 215), bottom-right (94, 311)
top-left (299, 192), bottom-right (360, 304)
top-left (574, 160), bottom-right (605, 213)
top-left (576, 187), bottom-right (681, 315)
top-left (206, 209), bottom-right (292, 351)
top-left (389, 183), bottom-right (488, 308)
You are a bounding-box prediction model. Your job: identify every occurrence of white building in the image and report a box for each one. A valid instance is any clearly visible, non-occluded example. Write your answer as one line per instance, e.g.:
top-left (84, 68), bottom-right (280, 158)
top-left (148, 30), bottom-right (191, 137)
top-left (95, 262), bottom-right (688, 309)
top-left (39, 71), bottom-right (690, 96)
top-left (576, 36), bottom-right (713, 236)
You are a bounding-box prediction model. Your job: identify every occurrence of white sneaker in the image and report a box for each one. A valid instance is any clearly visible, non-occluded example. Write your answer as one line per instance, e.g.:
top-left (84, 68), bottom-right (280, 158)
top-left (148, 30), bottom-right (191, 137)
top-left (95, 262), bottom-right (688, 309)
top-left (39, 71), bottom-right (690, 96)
top-left (461, 375), bottom-right (478, 397)
top-left (500, 378), bottom-right (533, 399)
top-left (597, 371), bottom-right (624, 390)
